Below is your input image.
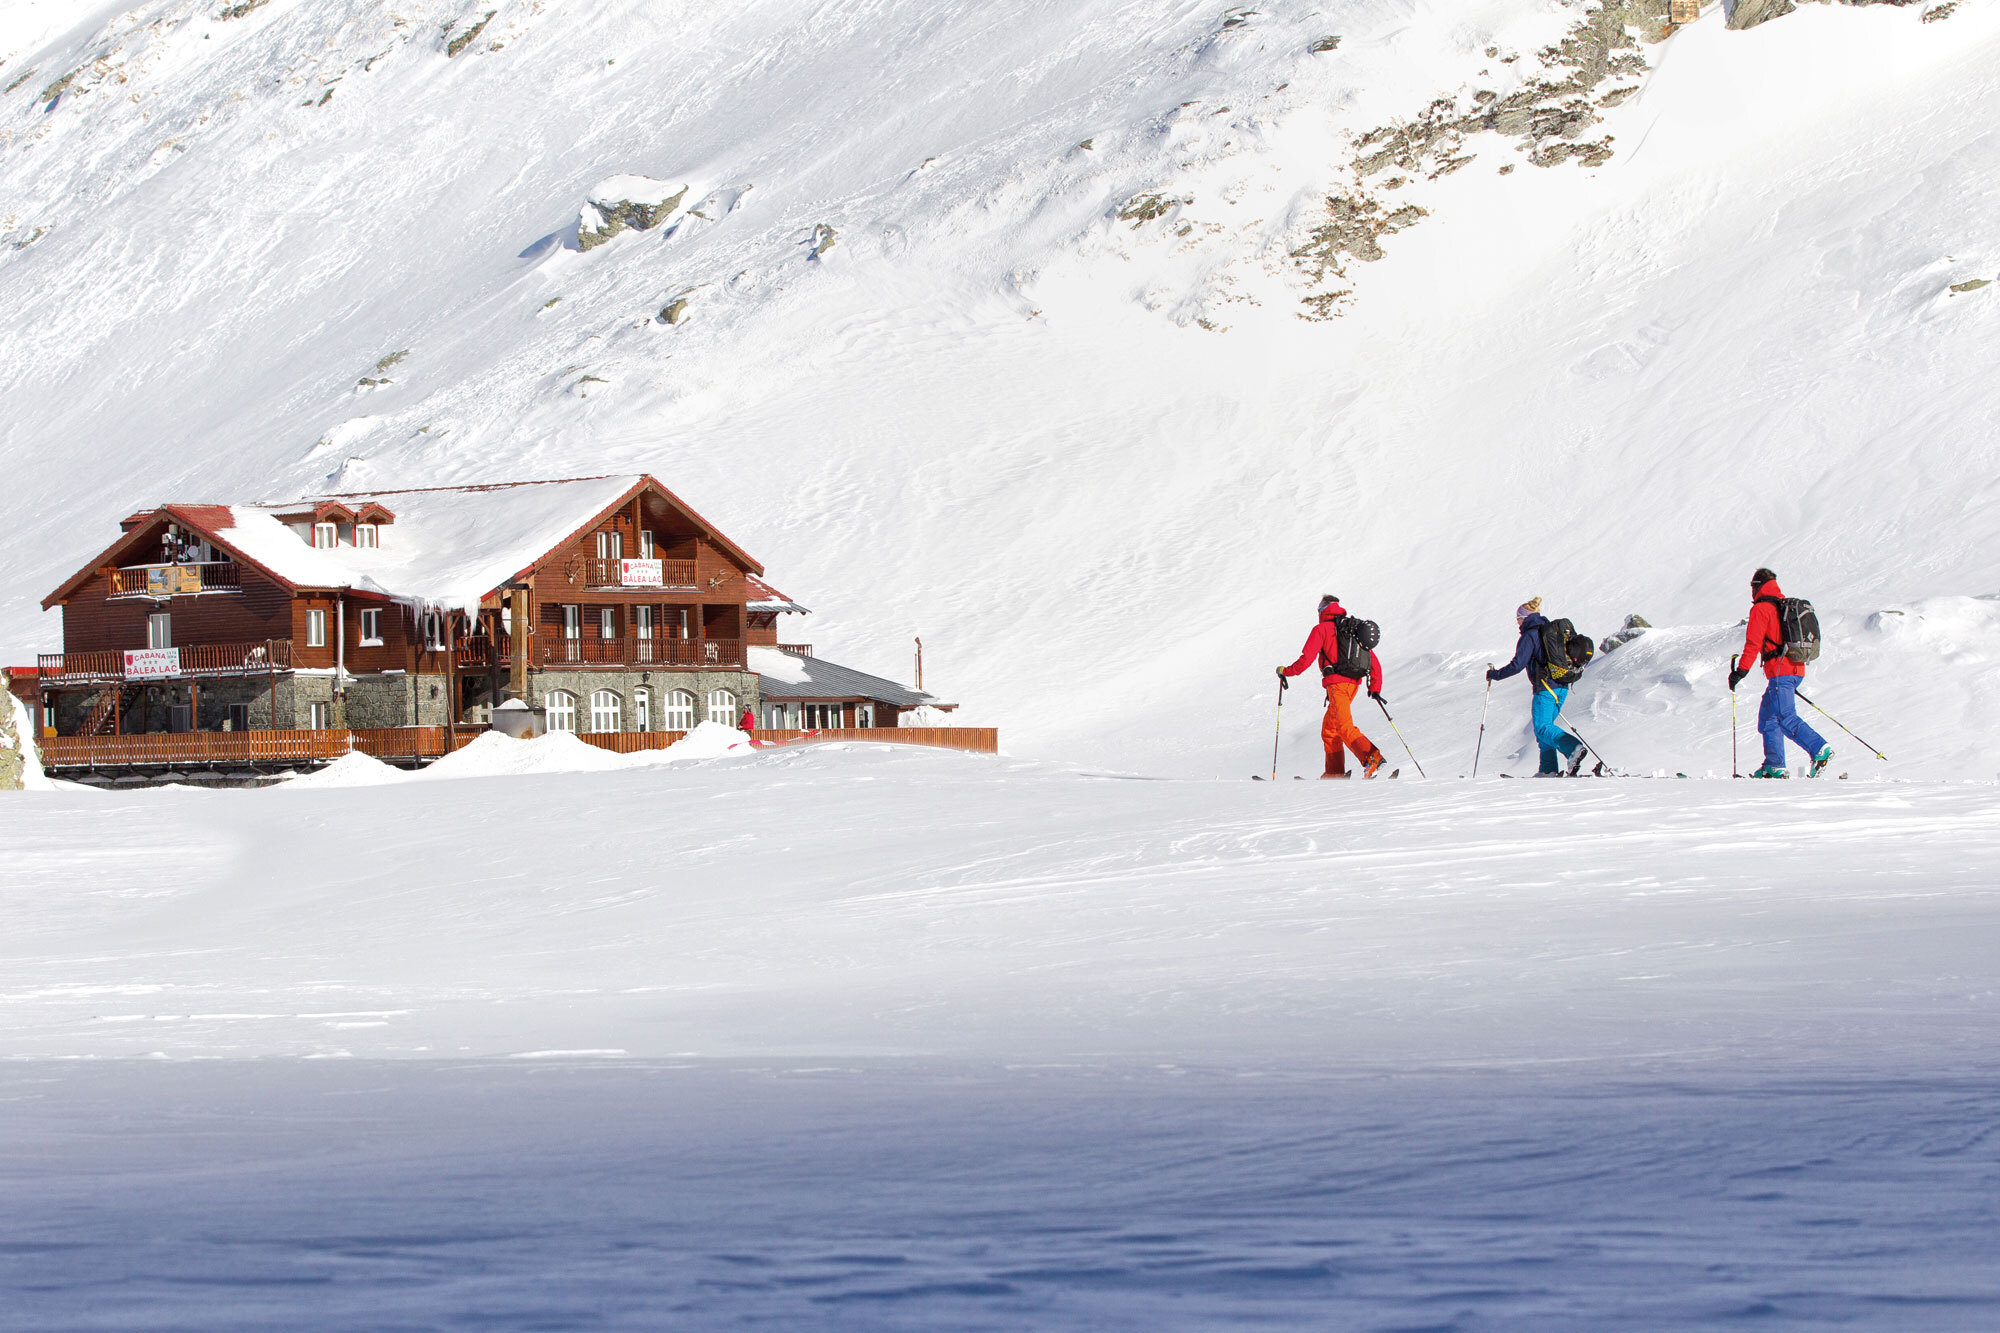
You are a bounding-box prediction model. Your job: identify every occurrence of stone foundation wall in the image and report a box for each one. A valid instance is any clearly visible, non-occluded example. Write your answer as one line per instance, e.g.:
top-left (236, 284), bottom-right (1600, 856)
top-left (527, 668), bottom-right (760, 731)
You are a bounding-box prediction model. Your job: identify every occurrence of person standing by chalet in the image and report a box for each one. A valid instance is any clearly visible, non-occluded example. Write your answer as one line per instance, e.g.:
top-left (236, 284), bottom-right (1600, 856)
top-left (1729, 567), bottom-right (1833, 778)
top-left (738, 704), bottom-right (757, 736)
top-left (1277, 595), bottom-right (1388, 779)
top-left (1486, 597), bottom-right (1591, 777)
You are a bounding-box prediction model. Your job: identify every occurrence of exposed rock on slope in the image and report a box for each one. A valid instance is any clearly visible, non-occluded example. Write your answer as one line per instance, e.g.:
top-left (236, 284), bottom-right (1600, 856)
top-left (577, 176), bottom-right (691, 251)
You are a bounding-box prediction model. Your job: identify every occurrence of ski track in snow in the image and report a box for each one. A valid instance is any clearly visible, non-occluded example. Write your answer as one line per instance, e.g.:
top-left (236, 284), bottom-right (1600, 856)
top-left (5, 749), bottom-right (2000, 1325)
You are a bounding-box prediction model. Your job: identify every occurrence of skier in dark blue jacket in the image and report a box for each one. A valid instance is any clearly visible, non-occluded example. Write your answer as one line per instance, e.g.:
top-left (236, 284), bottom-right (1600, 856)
top-left (1486, 597), bottom-right (1588, 776)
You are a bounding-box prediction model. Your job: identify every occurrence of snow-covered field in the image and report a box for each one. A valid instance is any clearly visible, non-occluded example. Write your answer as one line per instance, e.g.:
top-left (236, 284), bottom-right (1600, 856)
top-left (7, 745), bottom-right (2000, 1325)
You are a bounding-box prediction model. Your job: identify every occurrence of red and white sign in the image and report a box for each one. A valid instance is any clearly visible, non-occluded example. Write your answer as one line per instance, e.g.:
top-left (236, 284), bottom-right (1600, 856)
top-left (123, 648), bottom-right (182, 679)
top-left (620, 558), bottom-right (664, 587)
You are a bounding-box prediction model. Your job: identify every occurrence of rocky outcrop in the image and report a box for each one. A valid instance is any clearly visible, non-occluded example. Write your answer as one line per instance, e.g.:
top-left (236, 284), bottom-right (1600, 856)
top-left (1726, 0), bottom-right (1795, 29)
top-left (1599, 614), bottom-right (1652, 654)
top-left (577, 176), bottom-right (691, 251)
top-left (0, 673), bottom-right (27, 791)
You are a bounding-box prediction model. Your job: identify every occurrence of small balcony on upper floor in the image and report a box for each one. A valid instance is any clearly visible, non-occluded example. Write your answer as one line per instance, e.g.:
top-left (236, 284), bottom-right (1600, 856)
top-left (582, 556), bottom-right (698, 591)
top-left (108, 561), bottom-right (242, 599)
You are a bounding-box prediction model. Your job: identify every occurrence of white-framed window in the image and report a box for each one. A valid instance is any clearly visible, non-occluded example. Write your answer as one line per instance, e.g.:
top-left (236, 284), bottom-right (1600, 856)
top-left (309, 701), bottom-right (332, 730)
top-left (358, 608), bottom-right (382, 645)
top-left (421, 609), bottom-right (447, 651)
top-left (544, 690), bottom-right (578, 733)
top-left (663, 689), bottom-right (695, 731)
top-left (706, 689), bottom-right (737, 725)
top-left (595, 530), bottom-right (622, 560)
top-left (588, 689), bottom-right (621, 733)
top-left (857, 703), bottom-right (874, 729)
top-left (306, 608), bottom-right (327, 648)
top-left (634, 687), bottom-right (651, 731)
top-left (355, 523), bottom-right (379, 549)
top-left (801, 703), bottom-right (846, 728)
top-left (147, 612), bottom-right (171, 649)
top-left (639, 530), bottom-right (656, 558)
top-left (634, 606), bottom-right (653, 640)
top-left (764, 701), bottom-right (787, 730)
top-left (313, 521), bottom-right (338, 549)
top-left (598, 606), bottom-right (616, 640)
top-left (561, 604), bottom-right (581, 639)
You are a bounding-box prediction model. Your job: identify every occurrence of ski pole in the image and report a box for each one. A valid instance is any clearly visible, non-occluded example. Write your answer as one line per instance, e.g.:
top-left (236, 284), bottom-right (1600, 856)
top-left (1375, 697), bottom-right (1427, 778)
top-left (1794, 690), bottom-right (1887, 761)
top-left (1556, 708), bottom-right (1609, 773)
top-left (1270, 673), bottom-right (1286, 781)
top-left (1729, 658), bottom-right (1739, 778)
top-left (1471, 671), bottom-right (1492, 776)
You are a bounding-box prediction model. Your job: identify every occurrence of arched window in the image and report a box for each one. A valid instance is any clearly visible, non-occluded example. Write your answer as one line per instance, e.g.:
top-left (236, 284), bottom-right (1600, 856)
top-left (706, 689), bottom-right (737, 725)
top-left (589, 690), bottom-right (622, 734)
top-left (663, 689), bottom-right (695, 732)
top-left (544, 690), bottom-right (577, 733)
top-left (633, 687), bottom-right (651, 731)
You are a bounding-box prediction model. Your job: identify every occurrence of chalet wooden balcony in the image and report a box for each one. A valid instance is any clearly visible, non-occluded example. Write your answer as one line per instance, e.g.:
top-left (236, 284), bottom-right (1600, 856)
top-left (456, 637), bottom-right (511, 671)
top-left (539, 636), bottom-right (744, 669)
top-left (583, 556), bottom-right (698, 590)
top-left (37, 639), bottom-right (294, 686)
top-left (108, 561), bottom-right (242, 598)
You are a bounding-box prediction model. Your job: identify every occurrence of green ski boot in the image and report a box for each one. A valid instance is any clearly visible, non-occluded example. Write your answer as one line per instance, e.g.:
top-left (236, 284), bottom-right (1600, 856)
top-left (1810, 745), bottom-right (1834, 778)
top-left (1750, 763), bottom-right (1789, 779)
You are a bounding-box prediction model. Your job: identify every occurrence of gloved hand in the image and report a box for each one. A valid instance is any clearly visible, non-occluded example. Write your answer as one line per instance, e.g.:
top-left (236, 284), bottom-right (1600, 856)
top-left (1484, 667), bottom-right (1498, 683)
top-left (1275, 667), bottom-right (1289, 688)
top-left (1728, 666), bottom-right (1748, 691)
top-left (1368, 690), bottom-right (1385, 705)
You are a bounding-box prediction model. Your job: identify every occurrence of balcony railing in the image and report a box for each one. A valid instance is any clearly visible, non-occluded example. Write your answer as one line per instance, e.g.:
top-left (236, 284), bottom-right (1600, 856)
top-left (584, 557), bottom-right (698, 589)
top-left (37, 639), bottom-right (294, 685)
top-left (109, 562), bottom-right (241, 598)
top-left (456, 638), bottom-right (512, 671)
top-left (539, 636), bottom-right (744, 669)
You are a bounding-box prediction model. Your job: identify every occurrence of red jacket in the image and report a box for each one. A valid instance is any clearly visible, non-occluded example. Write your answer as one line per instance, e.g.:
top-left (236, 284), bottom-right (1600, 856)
top-left (1282, 601), bottom-right (1384, 692)
top-left (1737, 581), bottom-right (1804, 679)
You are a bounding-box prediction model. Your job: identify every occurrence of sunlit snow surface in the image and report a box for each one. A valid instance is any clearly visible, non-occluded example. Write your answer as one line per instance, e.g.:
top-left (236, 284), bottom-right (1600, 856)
top-left (6, 748), bottom-right (2000, 1326)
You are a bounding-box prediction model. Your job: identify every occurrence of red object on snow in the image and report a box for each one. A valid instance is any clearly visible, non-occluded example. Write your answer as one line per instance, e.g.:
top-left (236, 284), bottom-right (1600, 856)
top-left (1279, 599), bottom-right (1383, 694)
top-left (1736, 580), bottom-right (1804, 680)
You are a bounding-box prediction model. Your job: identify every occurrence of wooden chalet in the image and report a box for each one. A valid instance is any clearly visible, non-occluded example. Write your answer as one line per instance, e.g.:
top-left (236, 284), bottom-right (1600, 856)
top-left (29, 474), bottom-right (975, 777)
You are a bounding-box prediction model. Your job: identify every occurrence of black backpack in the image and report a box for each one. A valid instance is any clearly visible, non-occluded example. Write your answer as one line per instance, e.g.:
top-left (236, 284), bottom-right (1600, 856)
top-left (1538, 617), bottom-right (1594, 685)
top-left (1322, 614), bottom-right (1380, 680)
top-left (1756, 596), bottom-right (1822, 665)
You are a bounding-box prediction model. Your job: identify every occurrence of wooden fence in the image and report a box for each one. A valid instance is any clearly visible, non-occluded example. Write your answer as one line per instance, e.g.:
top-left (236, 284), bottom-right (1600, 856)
top-left (43, 729), bottom-right (352, 769)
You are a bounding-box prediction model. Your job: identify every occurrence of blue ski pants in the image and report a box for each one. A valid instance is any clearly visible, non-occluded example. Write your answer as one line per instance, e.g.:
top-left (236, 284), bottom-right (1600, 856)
top-left (1532, 686), bottom-right (1583, 773)
top-left (1758, 675), bottom-right (1826, 769)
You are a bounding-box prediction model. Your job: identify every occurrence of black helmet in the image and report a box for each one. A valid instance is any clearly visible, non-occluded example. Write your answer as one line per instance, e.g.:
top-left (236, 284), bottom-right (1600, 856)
top-left (1318, 594), bottom-right (1340, 611)
top-left (1751, 567), bottom-right (1776, 592)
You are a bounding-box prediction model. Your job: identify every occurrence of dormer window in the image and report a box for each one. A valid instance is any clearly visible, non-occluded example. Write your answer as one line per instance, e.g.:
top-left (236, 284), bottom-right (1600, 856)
top-left (314, 522), bottom-right (339, 550)
top-left (355, 523), bottom-right (379, 549)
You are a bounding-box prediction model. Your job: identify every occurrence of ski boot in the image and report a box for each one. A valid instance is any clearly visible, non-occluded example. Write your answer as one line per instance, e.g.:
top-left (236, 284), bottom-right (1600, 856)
top-left (1362, 752), bottom-right (1387, 779)
top-left (1750, 763), bottom-right (1789, 779)
top-left (1810, 745), bottom-right (1834, 778)
top-left (1564, 745), bottom-right (1590, 777)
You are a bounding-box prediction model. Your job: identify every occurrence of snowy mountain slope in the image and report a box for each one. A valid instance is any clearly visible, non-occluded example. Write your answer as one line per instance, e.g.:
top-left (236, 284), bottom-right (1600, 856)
top-left (1, 0), bottom-right (1996, 774)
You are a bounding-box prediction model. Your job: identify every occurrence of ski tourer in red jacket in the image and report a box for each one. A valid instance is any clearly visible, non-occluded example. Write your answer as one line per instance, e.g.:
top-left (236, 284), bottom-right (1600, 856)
top-left (1733, 576), bottom-right (1804, 681)
top-left (1278, 596), bottom-right (1385, 778)
top-left (1280, 598), bottom-right (1384, 693)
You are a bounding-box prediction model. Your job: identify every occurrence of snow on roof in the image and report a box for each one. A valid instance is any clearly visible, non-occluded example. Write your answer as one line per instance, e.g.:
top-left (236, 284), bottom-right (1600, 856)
top-left (745, 575), bottom-right (809, 615)
top-left (749, 646), bottom-right (931, 706)
top-left (224, 475), bottom-right (642, 614)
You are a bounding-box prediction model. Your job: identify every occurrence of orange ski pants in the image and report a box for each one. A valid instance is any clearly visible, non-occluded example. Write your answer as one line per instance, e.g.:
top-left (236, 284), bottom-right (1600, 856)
top-left (1320, 678), bottom-right (1382, 768)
